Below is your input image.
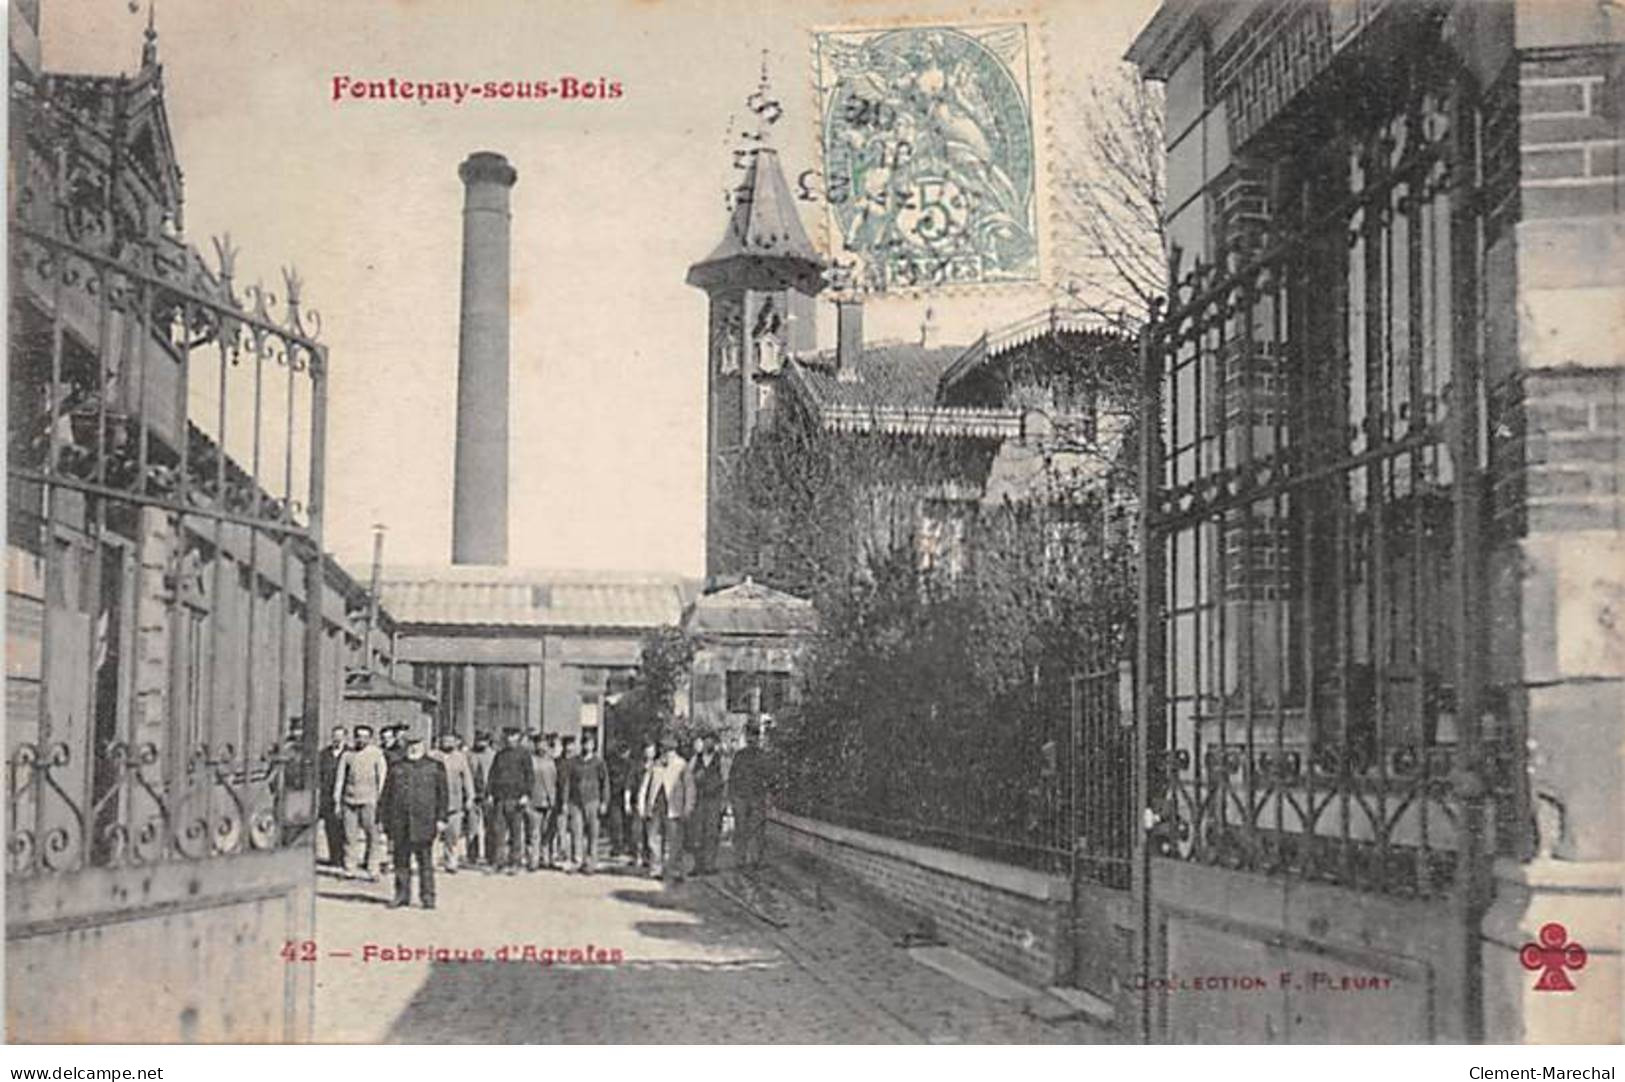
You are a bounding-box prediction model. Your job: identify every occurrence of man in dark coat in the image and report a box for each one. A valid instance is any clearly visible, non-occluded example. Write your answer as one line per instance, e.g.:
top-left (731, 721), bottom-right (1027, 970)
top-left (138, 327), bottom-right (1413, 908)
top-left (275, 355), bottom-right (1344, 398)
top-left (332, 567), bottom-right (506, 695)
top-left (727, 724), bottom-right (770, 871)
top-left (383, 725), bottom-right (408, 767)
top-left (690, 734), bottom-right (726, 876)
top-left (317, 726), bottom-right (348, 867)
top-left (605, 742), bottom-right (632, 858)
top-left (564, 732), bottom-right (610, 873)
top-left (470, 731), bottom-right (495, 865)
top-left (379, 734), bottom-right (448, 909)
top-left (486, 727), bottom-right (534, 875)
top-left (553, 735), bottom-right (580, 868)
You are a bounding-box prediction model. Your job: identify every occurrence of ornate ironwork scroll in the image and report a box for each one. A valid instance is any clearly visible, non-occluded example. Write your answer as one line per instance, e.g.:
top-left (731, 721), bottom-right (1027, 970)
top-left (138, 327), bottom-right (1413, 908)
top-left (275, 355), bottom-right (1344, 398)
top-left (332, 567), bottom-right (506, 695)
top-left (7, 74), bottom-right (329, 879)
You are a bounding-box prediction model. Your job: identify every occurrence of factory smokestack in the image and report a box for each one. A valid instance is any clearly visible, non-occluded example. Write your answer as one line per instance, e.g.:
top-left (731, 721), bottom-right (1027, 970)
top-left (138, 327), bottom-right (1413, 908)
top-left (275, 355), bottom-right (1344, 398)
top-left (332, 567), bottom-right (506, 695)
top-left (452, 151), bottom-right (518, 566)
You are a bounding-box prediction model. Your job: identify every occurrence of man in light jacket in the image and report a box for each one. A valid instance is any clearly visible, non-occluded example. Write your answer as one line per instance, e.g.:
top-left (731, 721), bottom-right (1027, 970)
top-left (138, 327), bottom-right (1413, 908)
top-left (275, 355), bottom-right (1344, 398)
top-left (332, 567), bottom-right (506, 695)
top-left (630, 741), bottom-right (657, 869)
top-left (638, 731), bottom-right (696, 883)
top-left (334, 724), bottom-right (388, 880)
top-left (429, 730), bottom-right (475, 873)
top-left (527, 732), bottom-right (558, 871)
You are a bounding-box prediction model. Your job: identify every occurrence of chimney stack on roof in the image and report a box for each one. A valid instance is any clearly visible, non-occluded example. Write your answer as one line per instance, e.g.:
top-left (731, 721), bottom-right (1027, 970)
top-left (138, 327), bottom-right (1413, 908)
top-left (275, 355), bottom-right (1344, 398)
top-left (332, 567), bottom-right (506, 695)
top-left (452, 151), bottom-right (517, 566)
top-left (836, 298), bottom-right (863, 383)
top-left (919, 305), bottom-right (939, 348)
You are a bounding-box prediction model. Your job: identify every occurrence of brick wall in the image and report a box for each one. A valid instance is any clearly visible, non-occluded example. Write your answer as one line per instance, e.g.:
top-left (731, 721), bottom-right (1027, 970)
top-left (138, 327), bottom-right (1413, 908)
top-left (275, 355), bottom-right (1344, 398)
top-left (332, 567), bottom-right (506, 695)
top-left (1519, 368), bottom-right (1622, 534)
top-left (338, 696), bottom-right (426, 737)
top-left (1477, 21), bottom-right (1624, 1043)
top-left (1520, 51), bottom-right (1621, 220)
top-left (768, 811), bottom-right (1072, 988)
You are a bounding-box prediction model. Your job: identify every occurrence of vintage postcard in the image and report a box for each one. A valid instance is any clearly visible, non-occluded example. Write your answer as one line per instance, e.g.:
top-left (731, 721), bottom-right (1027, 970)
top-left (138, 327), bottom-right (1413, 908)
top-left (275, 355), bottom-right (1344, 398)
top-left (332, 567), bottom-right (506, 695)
top-left (5, 0), bottom-right (1621, 1051)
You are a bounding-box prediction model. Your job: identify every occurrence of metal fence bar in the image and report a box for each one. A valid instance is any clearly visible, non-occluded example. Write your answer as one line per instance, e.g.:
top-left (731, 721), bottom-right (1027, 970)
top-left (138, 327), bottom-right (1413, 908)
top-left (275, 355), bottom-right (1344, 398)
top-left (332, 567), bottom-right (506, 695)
top-left (1140, 35), bottom-right (1509, 899)
top-left (6, 105), bottom-right (328, 874)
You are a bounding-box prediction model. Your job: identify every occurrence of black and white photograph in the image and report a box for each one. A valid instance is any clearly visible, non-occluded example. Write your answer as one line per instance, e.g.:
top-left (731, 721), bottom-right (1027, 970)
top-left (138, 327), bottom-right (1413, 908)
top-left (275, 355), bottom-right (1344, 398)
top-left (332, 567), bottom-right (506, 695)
top-left (4, 0), bottom-right (1621, 1057)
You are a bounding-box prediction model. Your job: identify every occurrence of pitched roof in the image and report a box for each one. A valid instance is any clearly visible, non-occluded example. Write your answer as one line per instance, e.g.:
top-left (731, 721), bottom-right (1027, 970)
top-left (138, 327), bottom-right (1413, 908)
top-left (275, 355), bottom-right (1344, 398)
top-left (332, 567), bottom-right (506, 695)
top-left (372, 566), bottom-right (696, 631)
top-left (779, 307), bottom-right (1136, 441)
top-left (785, 343), bottom-right (1024, 439)
top-left (683, 579), bottom-right (817, 637)
top-left (792, 343), bottom-right (964, 410)
top-left (1124, 0), bottom-right (1206, 81)
top-left (936, 308), bottom-right (1138, 396)
top-left (43, 28), bottom-right (185, 227)
top-left (686, 147), bottom-right (824, 294)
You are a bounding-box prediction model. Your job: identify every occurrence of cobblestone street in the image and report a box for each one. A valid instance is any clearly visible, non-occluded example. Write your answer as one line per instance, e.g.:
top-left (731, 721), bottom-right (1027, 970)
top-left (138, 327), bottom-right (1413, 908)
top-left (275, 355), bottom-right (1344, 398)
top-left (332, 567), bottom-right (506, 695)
top-left (312, 844), bottom-right (1116, 1044)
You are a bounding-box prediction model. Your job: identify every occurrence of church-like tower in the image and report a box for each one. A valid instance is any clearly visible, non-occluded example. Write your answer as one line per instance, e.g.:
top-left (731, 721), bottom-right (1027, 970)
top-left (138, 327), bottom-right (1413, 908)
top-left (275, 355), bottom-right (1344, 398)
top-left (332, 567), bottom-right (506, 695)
top-left (686, 145), bottom-right (824, 581)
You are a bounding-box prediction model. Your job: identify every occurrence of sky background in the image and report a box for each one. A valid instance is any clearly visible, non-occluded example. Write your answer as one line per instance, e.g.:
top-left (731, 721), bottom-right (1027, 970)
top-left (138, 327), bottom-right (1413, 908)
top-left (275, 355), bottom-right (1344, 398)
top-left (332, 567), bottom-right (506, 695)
top-left (41, 0), bottom-right (1158, 580)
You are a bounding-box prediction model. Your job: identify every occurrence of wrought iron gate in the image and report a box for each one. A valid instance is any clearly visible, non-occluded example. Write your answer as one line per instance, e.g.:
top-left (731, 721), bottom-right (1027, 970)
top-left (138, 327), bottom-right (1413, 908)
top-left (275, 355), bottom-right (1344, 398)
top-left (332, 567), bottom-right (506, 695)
top-left (1132, 18), bottom-right (1515, 1043)
top-left (1069, 656), bottom-right (1134, 892)
top-left (6, 72), bottom-right (329, 1041)
top-left (1066, 642), bottom-right (1134, 1006)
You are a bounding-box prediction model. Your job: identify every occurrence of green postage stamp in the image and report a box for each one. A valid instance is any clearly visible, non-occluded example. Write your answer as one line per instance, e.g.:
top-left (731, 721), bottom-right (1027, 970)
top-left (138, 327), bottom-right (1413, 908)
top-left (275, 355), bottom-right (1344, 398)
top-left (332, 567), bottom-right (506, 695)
top-left (812, 20), bottom-right (1047, 295)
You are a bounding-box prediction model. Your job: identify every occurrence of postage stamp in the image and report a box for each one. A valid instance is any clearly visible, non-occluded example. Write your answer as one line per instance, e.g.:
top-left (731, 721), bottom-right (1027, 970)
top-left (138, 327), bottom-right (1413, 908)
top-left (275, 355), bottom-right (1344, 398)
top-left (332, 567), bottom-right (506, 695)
top-left (811, 20), bottom-right (1047, 295)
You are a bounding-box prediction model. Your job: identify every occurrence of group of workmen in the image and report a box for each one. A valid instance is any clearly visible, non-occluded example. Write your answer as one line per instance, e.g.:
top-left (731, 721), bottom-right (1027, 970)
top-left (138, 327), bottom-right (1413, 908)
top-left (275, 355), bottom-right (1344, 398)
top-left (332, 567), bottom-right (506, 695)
top-left (317, 721), bottom-right (772, 909)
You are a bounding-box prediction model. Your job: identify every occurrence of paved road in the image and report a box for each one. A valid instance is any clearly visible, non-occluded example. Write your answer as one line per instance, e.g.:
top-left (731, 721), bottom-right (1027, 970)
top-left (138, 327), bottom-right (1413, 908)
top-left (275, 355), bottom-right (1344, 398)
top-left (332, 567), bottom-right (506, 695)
top-left (312, 845), bottom-right (1114, 1044)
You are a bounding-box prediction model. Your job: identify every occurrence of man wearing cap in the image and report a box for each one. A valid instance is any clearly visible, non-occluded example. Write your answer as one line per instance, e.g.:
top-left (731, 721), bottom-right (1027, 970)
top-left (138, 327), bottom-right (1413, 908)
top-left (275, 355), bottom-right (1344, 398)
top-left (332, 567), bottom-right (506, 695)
top-left (527, 732), bottom-right (558, 871)
top-left (469, 731), bottom-right (495, 865)
top-left (638, 732), bottom-right (696, 883)
top-left (382, 725), bottom-right (406, 768)
top-left (380, 734), bottom-right (448, 909)
top-left (378, 725), bottom-right (411, 874)
top-left (430, 731), bottom-right (475, 873)
top-left (564, 732), bottom-right (610, 874)
top-left (486, 727), bottom-right (534, 875)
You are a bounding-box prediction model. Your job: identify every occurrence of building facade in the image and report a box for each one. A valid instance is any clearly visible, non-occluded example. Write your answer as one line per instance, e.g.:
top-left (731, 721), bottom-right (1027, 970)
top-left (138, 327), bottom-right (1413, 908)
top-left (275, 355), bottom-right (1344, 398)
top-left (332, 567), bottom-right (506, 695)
top-left (1128, 0), bottom-right (1622, 1043)
top-left (377, 566), bottom-right (695, 745)
top-left (682, 577), bottom-right (816, 740)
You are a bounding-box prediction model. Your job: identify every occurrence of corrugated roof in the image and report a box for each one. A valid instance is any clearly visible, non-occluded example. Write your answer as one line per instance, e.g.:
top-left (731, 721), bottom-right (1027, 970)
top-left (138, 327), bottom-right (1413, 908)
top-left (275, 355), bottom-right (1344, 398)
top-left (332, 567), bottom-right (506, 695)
top-left (373, 566), bottom-right (695, 631)
top-left (683, 579), bottom-right (817, 637)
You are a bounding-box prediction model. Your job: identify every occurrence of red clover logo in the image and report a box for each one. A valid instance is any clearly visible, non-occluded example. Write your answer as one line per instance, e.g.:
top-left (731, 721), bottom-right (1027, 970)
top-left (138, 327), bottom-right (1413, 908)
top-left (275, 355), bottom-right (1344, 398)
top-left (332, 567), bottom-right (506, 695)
top-left (1519, 922), bottom-right (1587, 992)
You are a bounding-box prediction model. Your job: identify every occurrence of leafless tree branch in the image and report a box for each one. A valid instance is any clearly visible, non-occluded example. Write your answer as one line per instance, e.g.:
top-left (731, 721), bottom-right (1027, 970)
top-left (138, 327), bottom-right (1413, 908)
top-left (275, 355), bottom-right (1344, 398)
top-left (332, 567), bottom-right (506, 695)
top-left (1052, 65), bottom-right (1167, 317)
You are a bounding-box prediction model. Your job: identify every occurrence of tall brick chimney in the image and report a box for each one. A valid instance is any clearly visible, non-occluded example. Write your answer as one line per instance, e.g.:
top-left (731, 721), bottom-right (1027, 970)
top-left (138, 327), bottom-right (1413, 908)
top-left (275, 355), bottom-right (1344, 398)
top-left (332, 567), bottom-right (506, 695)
top-left (452, 151), bottom-right (517, 566)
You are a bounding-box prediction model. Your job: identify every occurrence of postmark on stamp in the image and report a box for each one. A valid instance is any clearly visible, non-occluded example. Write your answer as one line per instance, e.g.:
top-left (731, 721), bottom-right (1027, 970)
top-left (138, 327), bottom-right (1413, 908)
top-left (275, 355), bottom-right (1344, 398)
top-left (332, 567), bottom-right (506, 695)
top-left (811, 20), bottom-right (1045, 295)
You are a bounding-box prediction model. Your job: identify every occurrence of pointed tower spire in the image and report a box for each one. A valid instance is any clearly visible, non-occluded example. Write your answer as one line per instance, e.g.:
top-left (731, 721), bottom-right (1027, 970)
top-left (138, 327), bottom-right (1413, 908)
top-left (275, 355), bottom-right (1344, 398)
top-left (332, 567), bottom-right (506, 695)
top-left (689, 58), bottom-right (826, 582)
top-left (687, 147), bottom-right (823, 294)
top-left (689, 53), bottom-right (819, 293)
top-left (141, 1), bottom-right (159, 69)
